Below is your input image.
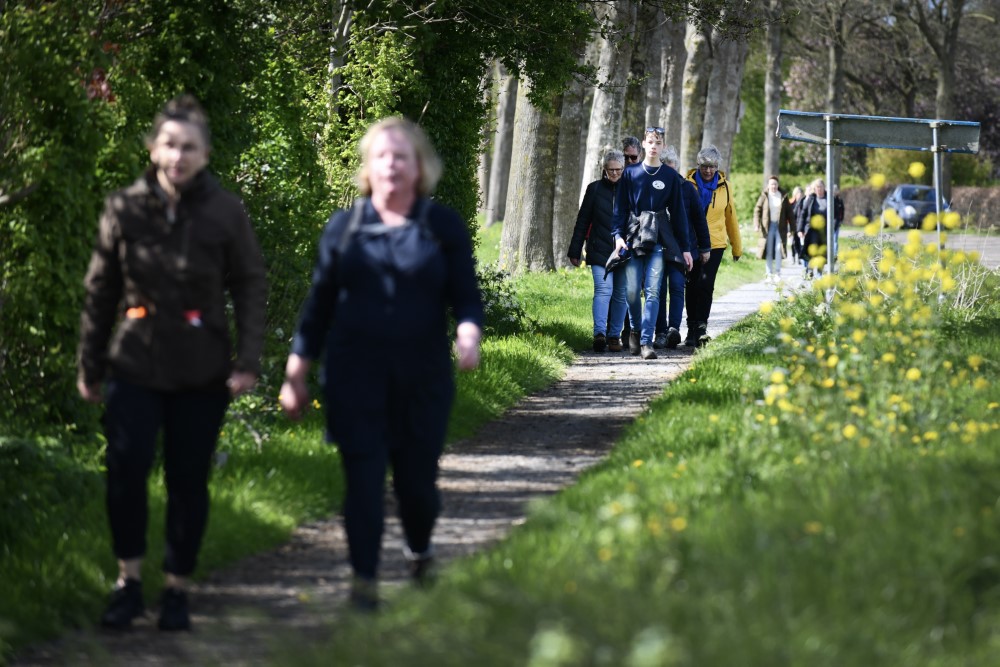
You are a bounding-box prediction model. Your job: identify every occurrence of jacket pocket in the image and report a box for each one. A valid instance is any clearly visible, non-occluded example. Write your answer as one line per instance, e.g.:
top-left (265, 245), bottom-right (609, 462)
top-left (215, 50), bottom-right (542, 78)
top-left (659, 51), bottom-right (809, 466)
top-left (108, 318), bottom-right (154, 381)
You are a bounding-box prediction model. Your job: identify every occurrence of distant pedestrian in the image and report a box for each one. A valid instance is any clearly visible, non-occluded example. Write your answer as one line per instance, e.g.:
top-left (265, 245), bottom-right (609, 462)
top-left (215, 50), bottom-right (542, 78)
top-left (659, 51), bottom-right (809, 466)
top-left (788, 185), bottom-right (805, 263)
top-left (796, 178), bottom-right (834, 277)
top-left (280, 117), bottom-right (483, 611)
top-left (568, 149), bottom-right (628, 352)
top-left (611, 126), bottom-right (692, 361)
top-left (684, 145), bottom-right (742, 347)
top-left (78, 94), bottom-right (268, 631)
top-left (655, 145), bottom-right (710, 349)
top-left (753, 176), bottom-right (793, 282)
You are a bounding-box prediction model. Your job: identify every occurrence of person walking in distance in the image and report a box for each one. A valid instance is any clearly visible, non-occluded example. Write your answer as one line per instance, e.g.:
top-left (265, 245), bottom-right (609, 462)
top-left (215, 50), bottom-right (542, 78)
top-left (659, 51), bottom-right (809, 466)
top-left (753, 175), bottom-right (793, 283)
top-left (280, 117), bottom-right (483, 611)
top-left (568, 149), bottom-right (628, 353)
top-left (654, 145), bottom-right (710, 349)
top-left (611, 126), bottom-right (692, 360)
top-left (78, 94), bottom-right (268, 631)
top-left (683, 145), bottom-right (742, 347)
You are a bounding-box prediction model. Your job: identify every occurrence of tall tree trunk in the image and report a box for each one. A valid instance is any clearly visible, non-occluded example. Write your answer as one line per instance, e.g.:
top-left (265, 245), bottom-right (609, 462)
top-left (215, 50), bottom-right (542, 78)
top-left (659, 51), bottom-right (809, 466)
top-left (642, 8), bottom-right (664, 131)
top-left (680, 22), bottom-right (711, 171)
top-left (581, 0), bottom-right (637, 202)
top-left (661, 19), bottom-right (687, 155)
top-left (624, 4), bottom-right (658, 138)
top-left (485, 64), bottom-right (517, 227)
top-left (500, 83), bottom-right (559, 273)
top-left (763, 0), bottom-right (783, 188)
top-left (702, 35), bottom-right (749, 171)
top-left (552, 72), bottom-right (589, 268)
top-left (476, 66), bottom-right (495, 214)
top-left (327, 1), bottom-right (352, 122)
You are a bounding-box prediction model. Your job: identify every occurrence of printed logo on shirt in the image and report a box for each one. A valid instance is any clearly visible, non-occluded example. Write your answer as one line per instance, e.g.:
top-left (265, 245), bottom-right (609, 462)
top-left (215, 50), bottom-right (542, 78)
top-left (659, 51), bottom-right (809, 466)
top-left (652, 180), bottom-right (665, 190)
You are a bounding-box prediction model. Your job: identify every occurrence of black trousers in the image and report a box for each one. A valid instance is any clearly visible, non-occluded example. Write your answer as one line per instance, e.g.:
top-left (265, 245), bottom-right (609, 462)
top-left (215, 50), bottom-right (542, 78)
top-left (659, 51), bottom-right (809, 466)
top-left (685, 248), bottom-right (725, 327)
top-left (327, 353), bottom-right (453, 580)
top-left (103, 378), bottom-right (229, 576)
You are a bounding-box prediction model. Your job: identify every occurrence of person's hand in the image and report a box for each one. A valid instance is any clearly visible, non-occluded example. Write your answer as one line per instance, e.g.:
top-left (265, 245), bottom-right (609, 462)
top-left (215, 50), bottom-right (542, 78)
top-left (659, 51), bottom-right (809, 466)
top-left (227, 370), bottom-right (257, 397)
top-left (77, 378), bottom-right (103, 403)
top-left (455, 322), bottom-right (481, 371)
top-left (614, 236), bottom-right (628, 253)
top-left (700, 251), bottom-right (711, 264)
top-left (280, 354), bottom-right (311, 420)
top-left (569, 257), bottom-right (581, 267)
top-left (682, 251), bottom-right (693, 272)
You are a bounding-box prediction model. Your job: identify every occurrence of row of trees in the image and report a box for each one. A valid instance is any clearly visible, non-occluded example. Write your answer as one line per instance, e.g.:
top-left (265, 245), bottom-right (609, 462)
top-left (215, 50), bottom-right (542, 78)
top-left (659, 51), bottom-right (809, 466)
top-left (0, 0), bottom-right (758, 435)
top-left (482, 0), bottom-right (999, 274)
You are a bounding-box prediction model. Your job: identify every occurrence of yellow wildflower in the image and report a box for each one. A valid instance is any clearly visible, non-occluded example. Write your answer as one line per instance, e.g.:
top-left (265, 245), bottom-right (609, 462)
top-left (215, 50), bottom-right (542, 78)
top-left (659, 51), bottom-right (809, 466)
top-left (843, 424), bottom-right (858, 439)
top-left (908, 161), bottom-right (926, 178)
top-left (905, 368), bottom-right (922, 381)
top-left (804, 521), bottom-right (824, 535)
top-left (670, 517), bottom-right (688, 532)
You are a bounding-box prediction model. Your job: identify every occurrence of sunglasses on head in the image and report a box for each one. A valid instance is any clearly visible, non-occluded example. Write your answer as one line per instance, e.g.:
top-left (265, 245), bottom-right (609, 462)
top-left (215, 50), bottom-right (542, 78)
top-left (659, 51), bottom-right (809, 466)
top-left (623, 153), bottom-right (639, 162)
top-left (646, 126), bottom-right (665, 135)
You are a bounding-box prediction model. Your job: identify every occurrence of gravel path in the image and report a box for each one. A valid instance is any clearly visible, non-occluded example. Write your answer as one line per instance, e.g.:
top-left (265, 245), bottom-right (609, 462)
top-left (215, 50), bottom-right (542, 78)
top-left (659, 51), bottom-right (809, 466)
top-left (4, 260), bottom-right (843, 667)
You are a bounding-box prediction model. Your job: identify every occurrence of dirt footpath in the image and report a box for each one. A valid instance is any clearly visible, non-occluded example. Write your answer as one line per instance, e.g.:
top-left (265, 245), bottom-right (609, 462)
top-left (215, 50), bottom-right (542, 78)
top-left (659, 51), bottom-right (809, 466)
top-left (13, 269), bottom-right (791, 666)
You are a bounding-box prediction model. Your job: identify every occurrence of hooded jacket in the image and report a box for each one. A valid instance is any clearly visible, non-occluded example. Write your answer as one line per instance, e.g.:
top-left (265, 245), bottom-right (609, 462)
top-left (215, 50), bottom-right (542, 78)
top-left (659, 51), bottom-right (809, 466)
top-left (78, 169), bottom-right (267, 391)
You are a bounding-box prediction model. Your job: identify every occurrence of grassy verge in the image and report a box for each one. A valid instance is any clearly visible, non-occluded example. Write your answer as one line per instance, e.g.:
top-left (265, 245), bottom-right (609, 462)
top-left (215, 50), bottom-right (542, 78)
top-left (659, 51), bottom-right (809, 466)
top-left (285, 233), bottom-right (1000, 665)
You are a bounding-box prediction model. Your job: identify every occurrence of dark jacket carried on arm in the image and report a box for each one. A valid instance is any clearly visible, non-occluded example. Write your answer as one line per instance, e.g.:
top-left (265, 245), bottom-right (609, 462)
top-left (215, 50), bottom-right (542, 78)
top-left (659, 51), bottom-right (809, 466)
top-left (78, 169), bottom-right (268, 391)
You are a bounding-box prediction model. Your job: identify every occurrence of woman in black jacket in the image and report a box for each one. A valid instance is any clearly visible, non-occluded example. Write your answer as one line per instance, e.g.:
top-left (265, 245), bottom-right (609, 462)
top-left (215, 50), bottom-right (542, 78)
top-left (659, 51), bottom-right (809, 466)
top-left (568, 149), bottom-right (627, 352)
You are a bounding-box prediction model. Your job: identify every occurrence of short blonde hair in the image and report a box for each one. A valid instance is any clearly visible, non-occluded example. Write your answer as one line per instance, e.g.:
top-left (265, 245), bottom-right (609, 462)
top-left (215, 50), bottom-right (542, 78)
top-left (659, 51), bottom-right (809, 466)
top-left (356, 117), bottom-right (443, 197)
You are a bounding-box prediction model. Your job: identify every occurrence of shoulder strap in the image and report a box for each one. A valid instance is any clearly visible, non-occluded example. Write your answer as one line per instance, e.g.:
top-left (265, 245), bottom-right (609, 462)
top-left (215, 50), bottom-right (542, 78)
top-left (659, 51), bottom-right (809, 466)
top-left (336, 197), bottom-right (366, 253)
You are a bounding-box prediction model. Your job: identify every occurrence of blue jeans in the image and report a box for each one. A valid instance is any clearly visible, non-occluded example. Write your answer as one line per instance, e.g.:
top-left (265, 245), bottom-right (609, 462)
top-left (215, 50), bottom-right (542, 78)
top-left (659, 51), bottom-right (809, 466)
top-left (591, 264), bottom-right (628, 337)
top-left (624, 246), bottom-right (664, 345)
top-left (765, 223), bottom-right (782, 274)
top-left (655, 263), bottom-right (687, 333)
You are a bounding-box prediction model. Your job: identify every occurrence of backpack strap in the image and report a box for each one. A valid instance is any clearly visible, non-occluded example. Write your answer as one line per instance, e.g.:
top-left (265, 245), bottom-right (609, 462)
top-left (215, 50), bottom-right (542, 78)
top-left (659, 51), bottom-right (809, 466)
top-left (335, 197), bottom-right (367, 254)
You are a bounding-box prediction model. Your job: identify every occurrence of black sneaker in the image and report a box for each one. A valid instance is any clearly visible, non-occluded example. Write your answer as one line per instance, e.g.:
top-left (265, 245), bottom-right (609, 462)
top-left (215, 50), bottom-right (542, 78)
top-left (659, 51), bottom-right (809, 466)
top-left (592, 333), bottom-right (607, 353)
top-left (666, 327), bottom-right (682, 349)
top-left (157, 588), bottom-right (191, 631)
top-left (349, 576), bottom-right (379, 613)
top-left (652, 332), bottom-right (667, 349)
top-left (629, 331), bottom-right (641, 356)
top-left (100, 578), bottom-right (145, 629)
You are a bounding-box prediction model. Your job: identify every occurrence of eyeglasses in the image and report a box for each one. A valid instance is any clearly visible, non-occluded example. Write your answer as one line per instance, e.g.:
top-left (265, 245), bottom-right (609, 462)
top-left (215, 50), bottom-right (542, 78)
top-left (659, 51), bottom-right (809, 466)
top-left (646, 126), bottom-right (664, 134)
top-left (623, 154), bottom-right (639, 162)
top-left (606, 168), bottom-right (623, 174)
top-left (699, 163), bottom-right (719, 169)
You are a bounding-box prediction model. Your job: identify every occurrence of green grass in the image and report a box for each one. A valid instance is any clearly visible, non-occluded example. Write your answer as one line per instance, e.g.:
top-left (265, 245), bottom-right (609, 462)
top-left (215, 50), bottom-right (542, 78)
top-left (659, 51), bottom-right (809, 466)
top-left (0, 216), bottom-right (839, 661)
top-left (282, 243), bottom-right (1000, 666)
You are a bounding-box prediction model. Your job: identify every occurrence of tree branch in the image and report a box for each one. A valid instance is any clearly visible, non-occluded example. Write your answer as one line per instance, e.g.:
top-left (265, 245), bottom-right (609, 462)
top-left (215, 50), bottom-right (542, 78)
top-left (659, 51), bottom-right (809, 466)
top-left (0, 183), bottom-right (39, 208)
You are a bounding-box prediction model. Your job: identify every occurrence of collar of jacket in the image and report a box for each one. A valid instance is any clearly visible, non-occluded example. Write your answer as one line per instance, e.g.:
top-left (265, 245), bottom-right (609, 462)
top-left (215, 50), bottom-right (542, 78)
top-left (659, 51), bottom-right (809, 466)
top-left (142, 166), bottom-right (218, 203)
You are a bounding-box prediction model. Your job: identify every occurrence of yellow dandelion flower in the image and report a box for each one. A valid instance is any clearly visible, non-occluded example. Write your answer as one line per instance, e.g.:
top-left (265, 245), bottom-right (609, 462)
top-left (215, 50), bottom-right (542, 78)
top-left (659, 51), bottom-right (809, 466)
top-left (809, 256), bottom-right (827, 271)
top-left (859, 437), bottom-right (871, 449)
top-left (921, 214), bottom-right (939, 231)
top-left (312, 399), bottom-right (321, 409)
top-left (924, 431), bottom-right (939, 441)
top-left (709, 414), bottom-right (720, 422)
top-left (852, 214), bottom-right (869, 227)
top-left (943, 211), bottom-right (962, 229)
top-left (968, 355), bottom-right (984, 371)
top-left (664, 501), bottom-right (678, 514)
top-left (676, 462), bottom-right (688, 472)
top-left (905, 368), bottom-right (922, 381)
top-left (827, 354), bottom-right (839, 368)
top-left (869, 293), bottom-right (885, 307)
top-left (770, 370), bottom-right (786, 384)
top-left (755, 413), bottom-right (765, 422)
top-left (779, 317), bottom-right (794, 331)
top-left (760, 300), bottom-right (775, 315)
top-left (851, 330), bottom-right (866, 344)
top-left (988, 403), bottom-right (999, 410)
top-left (869, 173), bottom-right (887, 188)
top-left (810, 214), bottom-right (826, 231)
top-left (821, 377), bottom-right (835, 388)
top-left (843, 424), bottom-right (858, 439)
top-left (804, 521), bottom-right (824, 535)
top-left (907, 161), bottom-right (926, 178)
top-left (882, 352), bottom-right (896, 364)
top-left (973, 378), bottom-right (990, 391)
top-left (769, 416), bottom-right (779, 426)
top-left (864, 221), bottom-right (881, 237)
top-left (670, 517), bottom-right (688, 532)
top-left (632, 459), bottom-right (644, 468)
top-left (598, 547), bottom-right (613, 561)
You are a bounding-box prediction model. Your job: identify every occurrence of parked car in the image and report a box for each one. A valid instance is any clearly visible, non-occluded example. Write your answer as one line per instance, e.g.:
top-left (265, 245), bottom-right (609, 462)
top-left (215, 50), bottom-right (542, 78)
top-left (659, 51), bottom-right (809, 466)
top-left (881, 184), bottom-right (950, 229)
